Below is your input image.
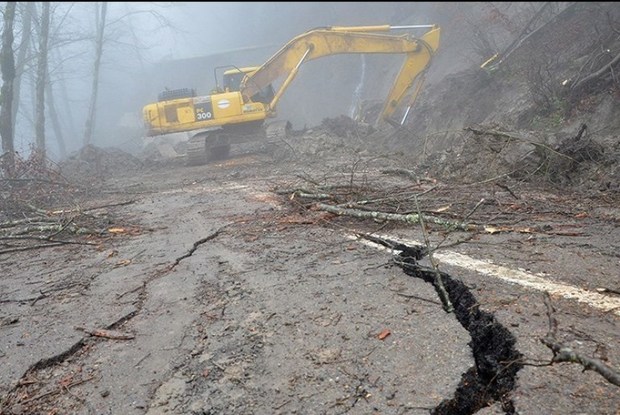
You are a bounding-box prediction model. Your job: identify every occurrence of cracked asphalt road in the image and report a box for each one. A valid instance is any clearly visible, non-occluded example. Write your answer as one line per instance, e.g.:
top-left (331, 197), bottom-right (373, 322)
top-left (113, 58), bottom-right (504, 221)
top-left (1, 152), bottom-right (618, 415)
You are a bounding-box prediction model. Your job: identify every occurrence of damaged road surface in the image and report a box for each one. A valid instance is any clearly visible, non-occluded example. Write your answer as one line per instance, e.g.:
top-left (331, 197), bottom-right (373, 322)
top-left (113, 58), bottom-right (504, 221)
top-left (1, 152), bottom-right (619, 415)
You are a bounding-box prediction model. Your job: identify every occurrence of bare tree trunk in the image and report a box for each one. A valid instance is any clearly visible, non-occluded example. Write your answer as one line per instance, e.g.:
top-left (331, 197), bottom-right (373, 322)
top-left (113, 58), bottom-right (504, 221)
top-left (45, 67), bottom-right (67, 159)
top-left (12, 2), bottom-right (35, 132)
top-left (83, 2), bottom-right (107, 146)
top-left (53, 48), bottom-right (78, 141)
top-left (35, 2), bottom-right (50, 160)
top-left (0, 2), bottom-right (17, 177)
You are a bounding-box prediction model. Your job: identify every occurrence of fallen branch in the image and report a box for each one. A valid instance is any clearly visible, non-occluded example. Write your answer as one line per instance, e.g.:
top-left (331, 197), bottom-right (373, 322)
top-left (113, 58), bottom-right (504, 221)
top-left (41, 199), bottom-right (136, 216)
top-left (315, 203), bottom-right (476, 231)
top-left (0, 242), bottom-right (65, 255)
top-left (274, 187), bottom-right (316, 196)
top-left (381, 167), bottom-right (417, 178)
top-left (1, 223), bottom-right (78, 235)
top-left (346, 186), bottom-right (438, 208)
top-left (380, 168), bottom-right (419, 182)
top-left (541, 292), bottom-right (620, 387)
top-left (19, 375), bottom-right (95, 405)
top-left (540, 337), bottom-right (620, 386)
top-left (0, 217), bottom-right (57, 229)
top-left (289, 190), bottom-right (335, 200)
top-left (0, 223), bottom-right (93, 236)
top-left (0, 235), bottom-right (96, 245)
top-left (495, 183), bottom-right (519, 200)
top-left (84, 199), bottom-right (136, 211)
top-left (75, 327), bottom-right (135, 340)
top-left (394, 291), bottom-right (442, 305)
top-left (414, 195), bottom-right (453, 312)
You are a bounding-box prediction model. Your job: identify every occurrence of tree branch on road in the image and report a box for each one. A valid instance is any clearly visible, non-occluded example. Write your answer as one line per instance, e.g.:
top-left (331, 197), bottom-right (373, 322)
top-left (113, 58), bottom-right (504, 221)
top-left (542, 292), bottom-right (620, 387)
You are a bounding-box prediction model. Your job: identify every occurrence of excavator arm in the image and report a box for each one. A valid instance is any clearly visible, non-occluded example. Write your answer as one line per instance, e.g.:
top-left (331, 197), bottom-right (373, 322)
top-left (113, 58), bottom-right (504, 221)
top-left (240, 24), bottom-right (440, 126)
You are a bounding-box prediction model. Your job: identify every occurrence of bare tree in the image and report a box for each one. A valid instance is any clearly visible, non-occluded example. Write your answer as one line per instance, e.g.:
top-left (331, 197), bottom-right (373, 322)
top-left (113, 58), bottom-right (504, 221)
top-left (525, 46), bottom-right (564, 115)
top-left (82, 1), bottom-right (106, 146)
top-left (34, 1), bottom-right (50, 160)
top-left (567, 3), bottom-right (620, 99)
top-left (12, 2), bottom-right (35, 132)
top-left (45, 64), bottom-right (66, 158)
top-left (0, 2), bottom-right (17, 177)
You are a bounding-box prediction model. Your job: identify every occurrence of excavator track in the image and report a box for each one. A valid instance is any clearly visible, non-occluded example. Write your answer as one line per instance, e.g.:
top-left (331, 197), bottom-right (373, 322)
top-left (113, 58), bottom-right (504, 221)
top-left (185, 122), bottom-right (290, 166)
top-left (186, 129), bottom-right (233, 166)
top-left (186, 133), bottom-right (209, 166)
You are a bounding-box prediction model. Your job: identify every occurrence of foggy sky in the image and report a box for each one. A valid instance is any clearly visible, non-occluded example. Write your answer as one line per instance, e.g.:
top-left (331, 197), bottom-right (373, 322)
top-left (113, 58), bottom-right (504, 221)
top-left (156, 3), bottom-right (433, 60)
top-left (9, 2), bottom-right (524, 160)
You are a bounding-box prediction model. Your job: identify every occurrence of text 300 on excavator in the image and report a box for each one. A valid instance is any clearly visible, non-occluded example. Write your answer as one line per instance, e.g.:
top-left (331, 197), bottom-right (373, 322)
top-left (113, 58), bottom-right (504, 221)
top-left (142, 24), bottom-right (440, 166)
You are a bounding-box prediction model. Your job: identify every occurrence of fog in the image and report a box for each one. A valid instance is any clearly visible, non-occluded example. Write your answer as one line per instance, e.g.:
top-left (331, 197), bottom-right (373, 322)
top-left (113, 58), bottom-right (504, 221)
top-left (5, 2), bottom-right (536, 160)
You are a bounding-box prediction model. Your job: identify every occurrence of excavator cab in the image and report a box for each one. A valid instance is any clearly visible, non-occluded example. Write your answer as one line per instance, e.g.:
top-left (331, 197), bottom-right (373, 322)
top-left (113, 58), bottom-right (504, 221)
top-left (221, 67), bottom-right (275, 104)
top-left (222, 67), bottom-right (252, 92)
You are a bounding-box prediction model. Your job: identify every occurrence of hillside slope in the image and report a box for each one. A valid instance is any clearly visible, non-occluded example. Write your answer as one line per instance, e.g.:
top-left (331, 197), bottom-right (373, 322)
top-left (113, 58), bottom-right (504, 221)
top-left (391, 2), bottom-right (620, 193)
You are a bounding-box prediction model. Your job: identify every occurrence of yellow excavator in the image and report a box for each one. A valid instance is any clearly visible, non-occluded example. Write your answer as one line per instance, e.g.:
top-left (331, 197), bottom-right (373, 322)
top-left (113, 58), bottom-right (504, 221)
top-left (142, 24), bottom-right (440, 165)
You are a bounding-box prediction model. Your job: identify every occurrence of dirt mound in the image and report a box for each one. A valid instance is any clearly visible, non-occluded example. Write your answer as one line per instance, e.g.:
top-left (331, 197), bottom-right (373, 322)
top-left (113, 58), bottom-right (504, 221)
top-left (59, 145), bottom-right (144, 185)
top-left (319, 115), bottom-right (375, 138)
top-left (270, 115), bottom-right (380, 162)
top-left (393, 122), bottom-right (619, 193)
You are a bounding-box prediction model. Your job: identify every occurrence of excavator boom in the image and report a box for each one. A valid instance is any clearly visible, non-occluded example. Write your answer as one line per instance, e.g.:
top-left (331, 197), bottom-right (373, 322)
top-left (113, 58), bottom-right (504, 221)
top-left (142, 23), bottom-right (440, 166)
top-left (241, 24), bottom-right (440, 125)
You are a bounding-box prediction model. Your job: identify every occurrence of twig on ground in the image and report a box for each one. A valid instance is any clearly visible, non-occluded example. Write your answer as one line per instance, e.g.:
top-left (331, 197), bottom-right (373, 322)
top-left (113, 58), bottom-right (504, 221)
top-left (413, 195), bottom-right (453, 313)
top-left (541, 292), bottom-right (620, 387)
top-left (75, 327), bottom-right (135, 340)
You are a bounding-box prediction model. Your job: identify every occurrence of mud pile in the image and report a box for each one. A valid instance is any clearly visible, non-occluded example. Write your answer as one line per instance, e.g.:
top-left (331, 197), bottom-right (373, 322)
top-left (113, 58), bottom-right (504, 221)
top-left (271, 115), bottom-right (382, 161)
top-left (397, 122), bottom-right (620, 194)
top-left (59, 145), bottom-right (144, 185)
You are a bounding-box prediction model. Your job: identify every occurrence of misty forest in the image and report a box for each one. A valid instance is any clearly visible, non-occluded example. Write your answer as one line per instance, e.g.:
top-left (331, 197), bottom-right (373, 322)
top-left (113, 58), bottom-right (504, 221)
top-left (1, 2), bottom-right (619, 415)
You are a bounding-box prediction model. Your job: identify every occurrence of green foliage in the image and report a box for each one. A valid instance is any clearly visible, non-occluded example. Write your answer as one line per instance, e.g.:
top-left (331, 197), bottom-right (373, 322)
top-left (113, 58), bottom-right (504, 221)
top-left (530, 100), bottom-right (567, 130)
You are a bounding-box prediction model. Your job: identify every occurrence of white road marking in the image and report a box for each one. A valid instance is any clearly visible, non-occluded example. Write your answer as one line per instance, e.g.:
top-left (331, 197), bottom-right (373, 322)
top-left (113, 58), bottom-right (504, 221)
top-left (348, 234), bottom-right (620, 317)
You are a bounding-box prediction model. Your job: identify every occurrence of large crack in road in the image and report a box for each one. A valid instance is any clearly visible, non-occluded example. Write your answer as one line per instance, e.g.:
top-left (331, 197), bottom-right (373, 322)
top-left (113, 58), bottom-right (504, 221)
top-left (355, 234), bottom-right (523, 415)
top-left (397, 247), bottom-right (522, 415)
